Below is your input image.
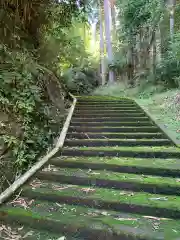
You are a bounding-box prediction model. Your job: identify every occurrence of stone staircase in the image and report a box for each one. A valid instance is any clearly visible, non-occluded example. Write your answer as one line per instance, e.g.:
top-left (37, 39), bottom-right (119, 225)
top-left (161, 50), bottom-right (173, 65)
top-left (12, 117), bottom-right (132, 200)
top-left (1, 97), bottom-right (180, 240)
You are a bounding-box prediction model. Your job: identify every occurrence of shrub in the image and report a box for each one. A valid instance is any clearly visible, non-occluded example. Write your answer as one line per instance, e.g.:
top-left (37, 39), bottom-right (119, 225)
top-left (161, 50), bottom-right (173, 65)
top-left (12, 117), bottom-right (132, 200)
top-left (154, 33), bottom-right (180, 88)
top-left (62, 67), bottom-right (99, 95)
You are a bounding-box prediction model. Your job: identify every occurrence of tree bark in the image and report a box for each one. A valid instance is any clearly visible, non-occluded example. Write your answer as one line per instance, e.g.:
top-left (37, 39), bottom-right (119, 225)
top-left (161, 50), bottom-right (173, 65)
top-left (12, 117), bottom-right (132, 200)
top-left (104, 0), bottom-right (115, 83)
top-left (99, 3), bottom-right (106, 85)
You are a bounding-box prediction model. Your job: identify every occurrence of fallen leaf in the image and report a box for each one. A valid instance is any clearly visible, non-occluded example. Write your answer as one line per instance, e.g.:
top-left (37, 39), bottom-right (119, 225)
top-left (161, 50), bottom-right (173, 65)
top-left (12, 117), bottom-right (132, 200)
top-left (143, 216), bottom-right (170, 221)
top-left (10, 197), bottom-right (34, 209)
top-left (119, 191), bottom-right (134, 196)
top-left (101, 211), bottom-right (109, 216)
top-left (149, 197), bottom-right (168, 201)
top-left (114, 217), bottom-right (137, 221)
top-left (57, 237), bottom-right (66, 240)
top-left (89, 172), bottom-right (100, 175)
top-left (22, 231), bottom-right (34, 238)
top-left (17, 227), bottom-right (23, 231)
top-left (52, 185), bottom-right (69, 191)
top-left (81, 188), bottom-right (96, 193)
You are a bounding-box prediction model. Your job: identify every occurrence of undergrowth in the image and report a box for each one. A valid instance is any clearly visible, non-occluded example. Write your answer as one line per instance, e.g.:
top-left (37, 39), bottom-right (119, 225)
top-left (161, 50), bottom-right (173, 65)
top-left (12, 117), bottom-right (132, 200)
top-left (0, 44), bottom-right (59, 172)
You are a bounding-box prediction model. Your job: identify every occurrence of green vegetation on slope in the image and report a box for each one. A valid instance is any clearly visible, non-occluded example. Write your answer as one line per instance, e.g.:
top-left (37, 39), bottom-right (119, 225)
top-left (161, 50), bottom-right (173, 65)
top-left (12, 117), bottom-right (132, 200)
top-left (0, 1), bottom-right (100, 191)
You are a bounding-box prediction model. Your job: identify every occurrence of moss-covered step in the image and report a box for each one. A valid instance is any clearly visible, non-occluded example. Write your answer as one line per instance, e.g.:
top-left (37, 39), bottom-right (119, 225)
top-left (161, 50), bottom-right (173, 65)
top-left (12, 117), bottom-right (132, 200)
top-left (76, 95), bottom-right (133, 101)
top-left (64, 139), bottom-right (172, 147)
top-left (36, 167), bottom-right (180, 195)
top-left (70, 122), bottom-right (154, 127)
top-left (74, 110), bottom-right (143, 114)
top-left (66, 132), bottom-right (165, 140)
top-left (61, 146), bottom-right (180, 159)
top-left (51, 156), bottom-right (180, 177)
top-left (2, 199), bottom-right (180, 240)
top-left (21, 180), bottom-right (180, 219)
top-left (76, 103), bottom-right (138, 107)
top-left (73, 113), bottom-right (146, 117)
top-left (71, 117), bottom-right (150, 122)
top-left (68, 126), bottom-right (160, 133)
top-left (76, 106), bottom-right (141, 110)
top-left (77, 99), bottom-right (134, 103)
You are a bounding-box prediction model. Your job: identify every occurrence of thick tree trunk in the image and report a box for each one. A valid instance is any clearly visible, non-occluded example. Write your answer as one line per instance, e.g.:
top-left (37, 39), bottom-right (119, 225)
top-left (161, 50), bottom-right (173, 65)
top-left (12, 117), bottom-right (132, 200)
top-left (127, 38), bottom-right (134, 86)
top-left (152, 30), bottom-right (156, 76)
top-left (111, 2), bottom-right (116, 42)
top-left (99, 7), bottom-right (106, 85)
top-left (104, 0), bottom-right (115, 83)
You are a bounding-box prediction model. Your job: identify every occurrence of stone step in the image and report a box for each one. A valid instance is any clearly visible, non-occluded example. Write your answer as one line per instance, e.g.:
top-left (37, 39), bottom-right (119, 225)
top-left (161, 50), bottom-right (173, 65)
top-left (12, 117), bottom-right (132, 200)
top-left (70, 121), bottom-right (154, 127)
top-left (62, 146), bottom-right (180, 159)
top-left (64, 139), bottom-right (172, 147)
top-left (1, 199), bottom-right (177, 240)
top-left (71, 117), bottom-right (149, 122)
top-left (74, 110), bottom-right (143, 114)
top-left (36, 167), bottom-right (180, 196)
top-left (76, 106), bottom-right (141, 110)
top-left (68, 126), bottom-right (160, 133)
top-left (66, 132), bottom-right (165, 139)
top-left (73, 113), bottom-right (146, 117)
top-left (22, 181), bottom-right (180, 219)
top-left (51, 156), bottom-right (180, 178)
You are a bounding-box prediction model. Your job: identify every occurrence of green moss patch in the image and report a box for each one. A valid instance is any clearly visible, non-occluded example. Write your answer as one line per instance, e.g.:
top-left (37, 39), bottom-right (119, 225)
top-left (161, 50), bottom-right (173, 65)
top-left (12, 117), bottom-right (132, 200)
top-left (1, 200), bottom-right (180, 239)
top-left (53, 156), bottom-right (180, 170)
top-left (23, 181), bottom-right (180, 211)
top-left (70, 132), bottom-right (163, 135)
top-left (66, 139), bottom-right (169, 142)
top-left (78, 146), bottom-right (180, 152)
top-left (39, 167), bottom-right (180, 188)
top-left (77, 96), bottom-right (132, 100)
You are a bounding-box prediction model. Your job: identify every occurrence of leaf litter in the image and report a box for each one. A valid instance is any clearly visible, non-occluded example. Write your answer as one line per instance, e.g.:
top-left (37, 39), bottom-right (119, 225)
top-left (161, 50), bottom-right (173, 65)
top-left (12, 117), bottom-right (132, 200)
top-left (42, 165), bottom-right (59, 172)
top-left (8, 197), bottom-right (34, 209)
top-left (0, 224), bottom-right (33, 240)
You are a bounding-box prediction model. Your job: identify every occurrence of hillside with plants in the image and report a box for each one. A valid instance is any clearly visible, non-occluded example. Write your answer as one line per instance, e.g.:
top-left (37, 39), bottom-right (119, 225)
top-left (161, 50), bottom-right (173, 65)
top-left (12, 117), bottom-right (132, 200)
top-left (0, 0), bottom-right (100, 192)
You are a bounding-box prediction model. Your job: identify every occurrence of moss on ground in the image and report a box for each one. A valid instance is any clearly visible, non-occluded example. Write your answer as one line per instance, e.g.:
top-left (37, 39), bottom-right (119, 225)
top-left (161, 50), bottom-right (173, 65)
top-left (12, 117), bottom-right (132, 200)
top-left (57, 156), bottom-right (180, 170)
top-left (39, 167), bottom-right (180, 188)
top-left (1, 200), bottom-right (180, 239)
top-left (77, 146), bottom-right (180, 152)
top-left (23, 181), bottom-right (180, 211)
top-left (77, 96), bottom-right (132, 100)
top-left (72, 126), bottom-right (158, 129)
top-left (70, 132), bottom-right (162, 135)
top-left (66, 139), bottom-right (168, 142)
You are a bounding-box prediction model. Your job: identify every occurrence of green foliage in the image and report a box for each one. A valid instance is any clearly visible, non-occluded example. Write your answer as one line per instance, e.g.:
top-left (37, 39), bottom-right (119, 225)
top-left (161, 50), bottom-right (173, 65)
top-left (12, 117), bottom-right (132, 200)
top-left (0, 0), bottom-right (99, 175)
top-left (108, 52), bottom-right (127, 74)
top-left (155, 33), bottom-right (180, 88)
top-left (0, 44), bottom-right (56, 170)
top-left (117, 0), bottom-right (162, 36)
top-left (63, 67), bottom-right (99, 95)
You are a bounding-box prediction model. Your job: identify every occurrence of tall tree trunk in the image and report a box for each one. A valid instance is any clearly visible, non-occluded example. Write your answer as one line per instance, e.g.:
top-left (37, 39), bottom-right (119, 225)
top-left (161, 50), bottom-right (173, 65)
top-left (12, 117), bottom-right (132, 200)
top-left (99, 2), bottom-right (106, 85)
top-left (127, 36), bottom-right (134, 86)
top-left (160, 2), bottom-right (169, 56)
top-left (169, 0), bottom-right (176, 38)
top-left (152, 30), bottom-right (156, 76)
top-left (104, 0), bottom-right (115, 83)
top-left (110, 1), bottom-right (116, 42)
